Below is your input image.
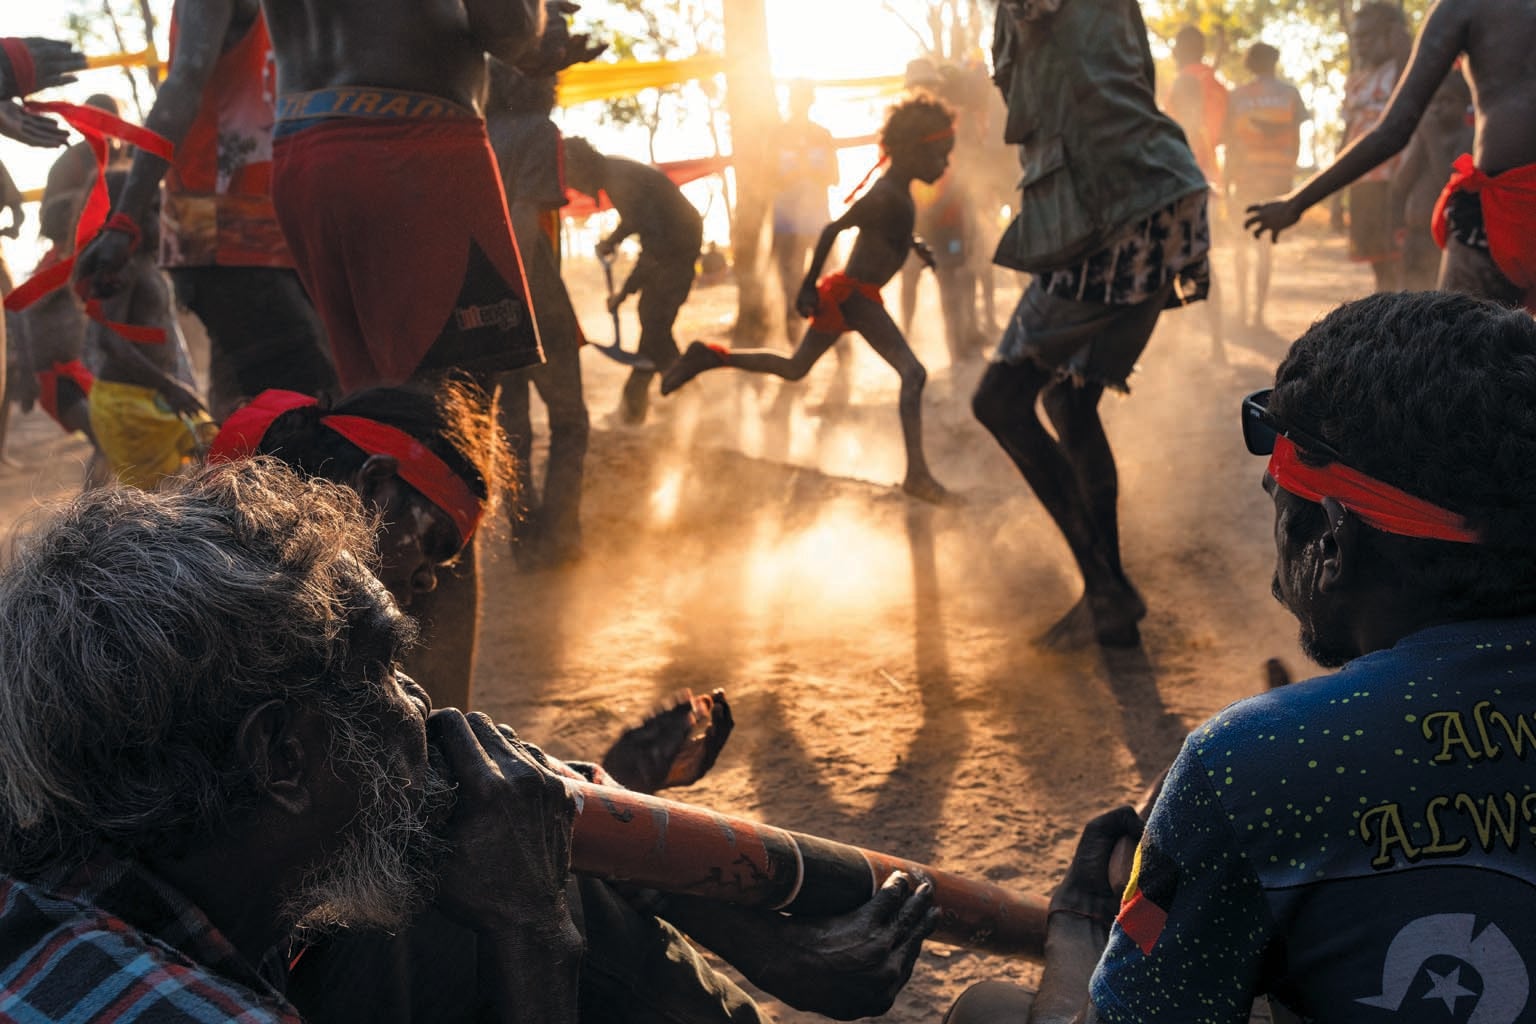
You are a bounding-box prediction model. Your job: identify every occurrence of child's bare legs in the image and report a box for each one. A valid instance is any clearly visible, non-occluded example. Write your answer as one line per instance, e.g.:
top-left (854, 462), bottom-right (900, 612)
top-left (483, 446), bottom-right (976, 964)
top-left (663, 325), bottom-right (841, 395)
top-left (666, 295), bottom-right (948, 502)
top-left (842, 292), bottom-right (948, 503)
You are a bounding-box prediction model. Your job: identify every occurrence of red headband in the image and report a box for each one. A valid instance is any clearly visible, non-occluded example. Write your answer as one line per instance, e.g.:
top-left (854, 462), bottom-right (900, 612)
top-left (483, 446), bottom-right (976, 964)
top-left (1267, 435), bottom-right (1481, 544)
top-left (208, 390), bottom-right (485, 548)
top-left (842, 124), bottom-right (956, 204)
top-left (1, 38), bottom-right (37, 98)
top-left (4, 102), bottom-right (175, 344)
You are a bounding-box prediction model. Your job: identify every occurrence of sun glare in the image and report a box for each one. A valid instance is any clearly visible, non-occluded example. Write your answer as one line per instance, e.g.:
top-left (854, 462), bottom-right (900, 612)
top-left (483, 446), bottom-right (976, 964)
top-left (765, 0), bottom-right (927, 82)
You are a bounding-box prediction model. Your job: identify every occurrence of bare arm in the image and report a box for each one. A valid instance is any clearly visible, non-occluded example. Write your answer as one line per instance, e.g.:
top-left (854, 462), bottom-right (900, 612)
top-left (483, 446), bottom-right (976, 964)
top-left (429, 711), bottom-right (582, 1024)
top-left (509, 199), bottom-right (581, 341)
top-left (0, 160), bottom-right (22, 237)
top-left (1025, 808), bottom-right (1142, 1024)
top-left (1388, 131), bottom-right (1428, 225)
top-left (91, 273), bottom-right (206, 415)
top-left (1246, 0), bottom-right (1466, 240)
top-left (75, 0), bottom-right (237, 295)
top-left (466, 0), bottom-right (545, 65)
top-left (802, 204), bottom-right (864, 291)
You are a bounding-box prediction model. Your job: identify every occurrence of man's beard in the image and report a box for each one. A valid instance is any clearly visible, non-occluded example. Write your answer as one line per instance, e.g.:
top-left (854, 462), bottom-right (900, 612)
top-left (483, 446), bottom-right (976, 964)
top-left (1298, 627), bottom-right (1354, 669)
top-left (285, 719), bottom-right (454, 934)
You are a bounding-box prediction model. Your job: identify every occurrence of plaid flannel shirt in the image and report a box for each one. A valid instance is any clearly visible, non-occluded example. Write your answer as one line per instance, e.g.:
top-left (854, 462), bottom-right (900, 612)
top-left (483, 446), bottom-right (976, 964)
top-left (0, 851), bottom-right (303, 1022)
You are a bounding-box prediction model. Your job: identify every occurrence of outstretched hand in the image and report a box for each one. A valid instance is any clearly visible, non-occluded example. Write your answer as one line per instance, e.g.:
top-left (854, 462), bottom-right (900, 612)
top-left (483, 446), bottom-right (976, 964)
top-left (0, 37), bottom-right (86, 99)
top-left (427, 710), bottom-right (581, 945)
top-left (748, 870), bottom-right (938, 1020)
top-left (600, 688), bottom-right (733, 794)
top-left (159, 380), bottom-right (208, 419)
top-left (1244, 199), bottom-right (1301, 242)
top-left (0, 99), bottom-right (69, 148)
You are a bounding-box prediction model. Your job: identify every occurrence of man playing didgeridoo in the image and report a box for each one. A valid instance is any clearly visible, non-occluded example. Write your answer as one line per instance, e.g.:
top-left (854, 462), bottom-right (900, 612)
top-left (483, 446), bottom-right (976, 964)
top-left (256, 0), bottom-right (548, 707)
top-left (1245, 0), bottom-right (1536, 311)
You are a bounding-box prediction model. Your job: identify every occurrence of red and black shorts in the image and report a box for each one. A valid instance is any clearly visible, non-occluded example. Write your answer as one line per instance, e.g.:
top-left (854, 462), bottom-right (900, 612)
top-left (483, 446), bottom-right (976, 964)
top-left (272, 88), bottom-right (543, 393)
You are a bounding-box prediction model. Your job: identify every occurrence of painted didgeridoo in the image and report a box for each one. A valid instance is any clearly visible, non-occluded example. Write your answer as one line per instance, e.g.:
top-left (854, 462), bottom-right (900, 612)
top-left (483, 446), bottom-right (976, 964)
top-left (564, 778), bottom-right (1048, 958)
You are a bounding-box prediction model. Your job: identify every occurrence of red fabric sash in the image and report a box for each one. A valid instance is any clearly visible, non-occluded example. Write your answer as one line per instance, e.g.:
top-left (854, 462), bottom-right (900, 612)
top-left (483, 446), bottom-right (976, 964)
top-left (1267, 435), bottom-right (1481, 544)
top-left (1, 38), bottom-right (37, 98)
top-left (4, 103), bottom-right (175, 343)
top-left (208, 390), bottom-right (485, 547)
top-left (1432, 153), bottom-right (1536, 294)
top-left (809, 271), bottom-right (883, 335)
top-left (35, 359), bottom-right (94, 428)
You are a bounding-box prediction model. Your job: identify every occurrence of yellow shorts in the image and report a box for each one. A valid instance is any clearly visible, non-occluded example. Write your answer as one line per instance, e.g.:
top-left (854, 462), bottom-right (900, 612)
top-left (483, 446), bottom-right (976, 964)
top-left (88, 379), bottom-right (217, 489)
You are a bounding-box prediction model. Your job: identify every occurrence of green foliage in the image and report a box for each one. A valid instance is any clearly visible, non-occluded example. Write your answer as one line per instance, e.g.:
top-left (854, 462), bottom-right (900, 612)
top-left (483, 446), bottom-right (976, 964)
top-left (577, 0), bottom-right (726, 158)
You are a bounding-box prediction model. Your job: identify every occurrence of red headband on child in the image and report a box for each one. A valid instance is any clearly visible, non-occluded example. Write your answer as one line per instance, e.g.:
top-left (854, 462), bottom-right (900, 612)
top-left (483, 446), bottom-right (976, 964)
top-left (1267, 435), bottom-right (1481, 544)
top-left (209, 390), bottom-right (486, 548)
top-left (842, 125), bottom-right (957, 205)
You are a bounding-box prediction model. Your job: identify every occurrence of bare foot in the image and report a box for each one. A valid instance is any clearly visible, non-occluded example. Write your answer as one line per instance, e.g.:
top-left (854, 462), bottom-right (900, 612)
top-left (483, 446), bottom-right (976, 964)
top-left (600, 689), bottom-right (734, 794)
top-left (1089, 582), bottom-right (1146, 648)
top-left (1035, 595), bottom-right (1095, 650)
top-left (902, 474), bottom-right (957, 505)
top-left (1035, 580), bottom-right (1147, 651)
top-left (660, 340), bottom-right (725, 396)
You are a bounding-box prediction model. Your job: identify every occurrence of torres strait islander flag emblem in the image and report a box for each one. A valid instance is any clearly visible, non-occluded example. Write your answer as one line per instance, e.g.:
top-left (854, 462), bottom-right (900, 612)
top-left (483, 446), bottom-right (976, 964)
top-left (1116, 839), bottom-right (1177, 955)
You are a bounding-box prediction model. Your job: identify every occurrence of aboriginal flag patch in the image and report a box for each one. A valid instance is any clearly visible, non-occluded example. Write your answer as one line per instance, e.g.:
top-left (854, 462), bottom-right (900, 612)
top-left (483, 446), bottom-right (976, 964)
top-left (1116, 839), bottom-right (1178, 955)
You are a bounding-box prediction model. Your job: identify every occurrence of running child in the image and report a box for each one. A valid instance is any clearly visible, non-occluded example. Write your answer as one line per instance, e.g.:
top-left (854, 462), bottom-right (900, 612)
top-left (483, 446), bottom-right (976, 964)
top-left (663, 93), bottom-right (956, 503)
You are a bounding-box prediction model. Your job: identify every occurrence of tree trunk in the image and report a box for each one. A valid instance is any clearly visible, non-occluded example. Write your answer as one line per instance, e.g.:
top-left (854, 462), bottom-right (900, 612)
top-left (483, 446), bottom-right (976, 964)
top-left (721, 0), bottom-right (774, 346)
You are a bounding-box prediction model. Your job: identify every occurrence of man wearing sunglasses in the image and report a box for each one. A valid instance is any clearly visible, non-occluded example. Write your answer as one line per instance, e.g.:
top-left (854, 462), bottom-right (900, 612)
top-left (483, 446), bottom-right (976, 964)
top-left (978, 291), bottom-right (1536, 1022)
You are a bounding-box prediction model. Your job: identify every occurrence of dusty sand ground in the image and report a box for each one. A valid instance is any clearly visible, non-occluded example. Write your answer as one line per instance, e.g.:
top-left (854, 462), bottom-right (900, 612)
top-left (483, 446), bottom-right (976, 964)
top-left (0, 223), bottom-right (1375, 1021)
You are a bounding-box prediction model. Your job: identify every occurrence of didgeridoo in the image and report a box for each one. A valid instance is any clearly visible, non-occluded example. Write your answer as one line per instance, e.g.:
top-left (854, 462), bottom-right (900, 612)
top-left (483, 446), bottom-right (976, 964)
top-left (564, 778), bottom-right (1048, 958)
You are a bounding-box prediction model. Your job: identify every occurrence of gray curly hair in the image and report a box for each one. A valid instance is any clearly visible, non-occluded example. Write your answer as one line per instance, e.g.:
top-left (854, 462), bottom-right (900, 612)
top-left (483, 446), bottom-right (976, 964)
top-left (0, 458), bottom-right (417, 875)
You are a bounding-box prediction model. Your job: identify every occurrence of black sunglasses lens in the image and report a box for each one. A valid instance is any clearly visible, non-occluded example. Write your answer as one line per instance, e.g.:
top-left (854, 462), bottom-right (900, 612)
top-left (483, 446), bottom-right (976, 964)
top-left (1241, 390), bottom-right (1277, 456)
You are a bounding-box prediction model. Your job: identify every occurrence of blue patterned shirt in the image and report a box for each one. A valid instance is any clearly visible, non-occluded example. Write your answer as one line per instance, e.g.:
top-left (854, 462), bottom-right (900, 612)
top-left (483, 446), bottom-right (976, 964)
top-left (1092, 618), bottom-right (1536, 1023)
top-left (0, 851), bottom-right (302, 1022)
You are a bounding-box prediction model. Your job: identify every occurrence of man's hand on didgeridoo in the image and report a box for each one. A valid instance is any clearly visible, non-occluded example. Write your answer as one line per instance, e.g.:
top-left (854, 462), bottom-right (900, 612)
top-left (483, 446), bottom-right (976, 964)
top-left (739, 870), bottom-right (938, 1020)
top-left (427, 709), bottom-right (582, 951)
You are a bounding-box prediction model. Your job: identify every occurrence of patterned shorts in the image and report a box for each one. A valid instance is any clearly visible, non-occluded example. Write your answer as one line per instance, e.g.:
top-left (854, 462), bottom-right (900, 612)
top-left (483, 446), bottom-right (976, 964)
top-left (1037, 189), bottom-right (1212, 308)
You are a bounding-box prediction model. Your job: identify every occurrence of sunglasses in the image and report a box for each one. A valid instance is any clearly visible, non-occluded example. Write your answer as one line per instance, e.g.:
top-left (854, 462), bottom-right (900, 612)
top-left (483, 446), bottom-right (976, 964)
top-left (1241, 389), bottom-right (1344, 462)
